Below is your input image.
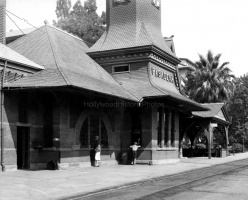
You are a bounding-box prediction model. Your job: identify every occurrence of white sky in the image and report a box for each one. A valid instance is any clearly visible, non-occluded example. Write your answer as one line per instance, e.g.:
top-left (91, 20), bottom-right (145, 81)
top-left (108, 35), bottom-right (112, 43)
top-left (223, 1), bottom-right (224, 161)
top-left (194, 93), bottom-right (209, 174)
top-left (5, 0), bottom-right (248, 77)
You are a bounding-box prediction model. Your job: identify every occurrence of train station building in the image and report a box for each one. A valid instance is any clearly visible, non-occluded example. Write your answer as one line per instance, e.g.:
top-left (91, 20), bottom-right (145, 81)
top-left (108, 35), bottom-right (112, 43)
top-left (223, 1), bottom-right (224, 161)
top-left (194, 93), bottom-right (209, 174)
top-left (0, 0), bottom-right (230, 171)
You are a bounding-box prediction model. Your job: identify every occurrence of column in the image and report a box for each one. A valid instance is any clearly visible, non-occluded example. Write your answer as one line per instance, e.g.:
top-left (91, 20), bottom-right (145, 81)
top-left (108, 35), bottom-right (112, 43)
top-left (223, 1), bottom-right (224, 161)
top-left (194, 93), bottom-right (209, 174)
top-left (225, 126), bottom-right (229, 157)
top-left (166, 110), bottom-right (171, 147)
top-left (161, 108), bottom-right (165, 148)
top-left (208, 124), bottom-right (213, 159)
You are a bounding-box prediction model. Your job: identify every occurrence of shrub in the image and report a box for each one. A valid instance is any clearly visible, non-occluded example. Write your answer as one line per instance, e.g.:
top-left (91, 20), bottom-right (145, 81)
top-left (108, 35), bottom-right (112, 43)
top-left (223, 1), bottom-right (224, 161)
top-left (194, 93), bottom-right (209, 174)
top-left (195, 143), bottom-right (206, 149)
top-left (231, 143), bottom-right (243, 153)
top-left (182, 144), bottom-right (190, 149)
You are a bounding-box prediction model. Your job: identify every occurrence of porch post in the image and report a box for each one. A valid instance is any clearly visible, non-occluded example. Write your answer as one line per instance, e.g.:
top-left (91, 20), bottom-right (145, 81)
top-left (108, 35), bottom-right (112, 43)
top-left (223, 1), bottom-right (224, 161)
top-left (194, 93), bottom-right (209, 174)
top-left (225, 125), bottom-right (229, 157)
top-left (208, 123), bottom-right (213, 159)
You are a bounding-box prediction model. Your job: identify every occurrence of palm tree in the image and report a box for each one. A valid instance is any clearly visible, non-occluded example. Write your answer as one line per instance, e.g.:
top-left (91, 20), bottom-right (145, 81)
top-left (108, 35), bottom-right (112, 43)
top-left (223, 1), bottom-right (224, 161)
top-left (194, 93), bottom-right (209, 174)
top-left (185, 50), bottom-right (235, 103)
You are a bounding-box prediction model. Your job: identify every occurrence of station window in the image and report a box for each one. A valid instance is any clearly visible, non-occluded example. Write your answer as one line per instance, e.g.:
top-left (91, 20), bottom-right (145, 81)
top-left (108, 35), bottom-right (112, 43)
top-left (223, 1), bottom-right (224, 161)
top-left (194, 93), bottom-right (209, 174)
top-left (112, 65), bottom-right (130, 73)
top-left (80, 115), bottom-right (108, 148)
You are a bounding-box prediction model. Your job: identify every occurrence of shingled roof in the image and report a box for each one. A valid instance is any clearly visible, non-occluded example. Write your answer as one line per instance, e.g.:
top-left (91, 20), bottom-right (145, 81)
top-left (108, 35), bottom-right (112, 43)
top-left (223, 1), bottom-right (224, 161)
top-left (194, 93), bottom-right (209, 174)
top-left (112, 67), bottom-right (208, 111)
top-left (192, 103), bottom-right (231, 124)
top-left (88, 0), bottom-right (177, 60)
top-left (6, 25), bottom-right (138, 101)
top-left (0, 43), bottom-right (43, 70)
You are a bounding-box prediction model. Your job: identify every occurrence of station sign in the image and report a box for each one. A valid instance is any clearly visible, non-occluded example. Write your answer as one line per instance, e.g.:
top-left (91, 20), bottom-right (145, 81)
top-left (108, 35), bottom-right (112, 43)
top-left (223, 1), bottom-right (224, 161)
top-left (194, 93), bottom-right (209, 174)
top-left (151, 66), bottom-right (174, 83)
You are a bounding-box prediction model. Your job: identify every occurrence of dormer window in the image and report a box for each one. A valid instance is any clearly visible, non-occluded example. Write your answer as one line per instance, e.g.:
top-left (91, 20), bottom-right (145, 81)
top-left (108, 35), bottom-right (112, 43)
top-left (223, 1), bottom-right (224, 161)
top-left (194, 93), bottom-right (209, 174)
top-left (112, 64), bottom-right (130, 73)
top-left (152, 0), bottom-right (160, 9)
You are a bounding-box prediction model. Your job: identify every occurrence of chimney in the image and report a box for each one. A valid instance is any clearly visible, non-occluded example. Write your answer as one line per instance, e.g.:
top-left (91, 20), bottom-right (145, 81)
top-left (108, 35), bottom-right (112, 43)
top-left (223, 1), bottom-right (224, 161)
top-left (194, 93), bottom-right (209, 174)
top-left (0, 0), bottom-right (6, 44)
top-left (89, 0), bottom-right (176, 60)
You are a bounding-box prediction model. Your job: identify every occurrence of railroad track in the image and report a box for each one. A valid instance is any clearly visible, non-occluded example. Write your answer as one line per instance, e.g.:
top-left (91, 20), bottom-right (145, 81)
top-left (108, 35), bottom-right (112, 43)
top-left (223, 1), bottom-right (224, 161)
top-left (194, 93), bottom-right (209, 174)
top-left (65, 158), bottom-right (248, 200)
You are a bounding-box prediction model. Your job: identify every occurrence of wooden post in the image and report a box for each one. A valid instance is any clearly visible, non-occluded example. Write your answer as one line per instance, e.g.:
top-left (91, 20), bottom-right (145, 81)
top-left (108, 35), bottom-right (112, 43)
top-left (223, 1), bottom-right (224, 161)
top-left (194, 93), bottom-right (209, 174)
top-left (225, 126), bottom-right (229, 157)
top-left (208, 124), bottom-right (212, 159)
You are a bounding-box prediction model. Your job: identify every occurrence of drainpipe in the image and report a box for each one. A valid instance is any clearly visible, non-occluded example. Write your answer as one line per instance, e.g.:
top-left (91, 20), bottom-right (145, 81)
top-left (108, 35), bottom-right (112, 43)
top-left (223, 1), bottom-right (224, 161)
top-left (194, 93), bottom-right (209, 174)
top-left (1, 60), bottom-right (7, 172)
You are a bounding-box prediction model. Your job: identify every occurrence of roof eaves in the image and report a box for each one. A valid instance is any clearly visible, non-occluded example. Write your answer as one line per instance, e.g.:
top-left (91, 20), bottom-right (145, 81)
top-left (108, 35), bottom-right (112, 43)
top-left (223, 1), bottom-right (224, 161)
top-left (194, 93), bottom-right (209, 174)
top-left (221, 105), bottom-right (231, 123)
top-left (4, 84), bottom-right (139, 102)
top-left (180, 58), bottom-right (197, 67)
top-left (0, 56), bottom-right (44, 70)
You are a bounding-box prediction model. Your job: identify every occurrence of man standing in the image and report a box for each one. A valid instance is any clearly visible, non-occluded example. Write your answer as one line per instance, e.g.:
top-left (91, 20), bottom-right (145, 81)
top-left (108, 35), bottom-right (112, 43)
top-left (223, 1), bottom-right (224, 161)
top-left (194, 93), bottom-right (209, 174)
top-left (130, 142), bottom-right (141, 165)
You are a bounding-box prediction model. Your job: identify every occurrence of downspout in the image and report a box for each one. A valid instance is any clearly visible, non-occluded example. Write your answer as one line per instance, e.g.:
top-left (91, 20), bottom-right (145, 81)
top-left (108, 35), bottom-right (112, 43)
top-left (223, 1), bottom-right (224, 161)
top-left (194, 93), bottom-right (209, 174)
top-left (1, 60), bottom-right (7, 172)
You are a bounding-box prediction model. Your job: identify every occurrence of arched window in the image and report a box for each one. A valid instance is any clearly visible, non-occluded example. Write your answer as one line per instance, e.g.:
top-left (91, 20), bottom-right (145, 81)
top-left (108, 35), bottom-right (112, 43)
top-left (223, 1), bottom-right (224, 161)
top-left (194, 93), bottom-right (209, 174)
top-left (79, 115), bottom-right (109, 148)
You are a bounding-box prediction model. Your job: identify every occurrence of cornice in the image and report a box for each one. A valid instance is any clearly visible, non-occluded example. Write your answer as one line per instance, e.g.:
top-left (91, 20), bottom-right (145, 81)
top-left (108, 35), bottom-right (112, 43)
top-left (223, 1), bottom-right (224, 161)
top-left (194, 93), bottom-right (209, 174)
top-left (88, 47), bottom-right (178, 71)
top-left (87, 45), bottom-right (181, 65)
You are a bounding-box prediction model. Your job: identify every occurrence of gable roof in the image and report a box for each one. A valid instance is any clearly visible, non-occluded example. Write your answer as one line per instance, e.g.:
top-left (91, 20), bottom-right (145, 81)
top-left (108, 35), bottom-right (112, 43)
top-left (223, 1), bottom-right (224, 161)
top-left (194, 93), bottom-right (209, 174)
top-left (6, 25), bottom-right (138, 101)
top-left (0, 43), bottom-right (43, 70)
top-left (192, 103), bottom-right (231, 124)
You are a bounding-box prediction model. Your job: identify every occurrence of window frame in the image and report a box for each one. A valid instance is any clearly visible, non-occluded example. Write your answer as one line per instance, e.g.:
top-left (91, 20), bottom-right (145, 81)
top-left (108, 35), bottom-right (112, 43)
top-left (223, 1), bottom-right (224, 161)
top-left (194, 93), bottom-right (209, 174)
top-left (79, 115), bottom-right (109, 149)
top-left (112, 64), bottom-right (130, 74)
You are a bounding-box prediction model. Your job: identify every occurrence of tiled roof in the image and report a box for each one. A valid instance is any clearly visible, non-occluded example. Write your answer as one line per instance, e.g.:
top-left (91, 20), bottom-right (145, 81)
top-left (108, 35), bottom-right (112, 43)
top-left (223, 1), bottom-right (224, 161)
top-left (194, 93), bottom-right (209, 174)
top-left (89, 22), bottom-right (175, 56)
top-left (112, 68), bottom-right (208, 111)
top-left (6, 25), bottom-right (138, 101)
top-left (192, 103), bottom-right (224, 118)
top-left (88, 1), bottom-right (176, 59)
top-left (192, 103), bottom-right (230, 123)
top-left (0, 43), bottom-right (43, 70)
top-left (5, 24), bottom-right (207, 111)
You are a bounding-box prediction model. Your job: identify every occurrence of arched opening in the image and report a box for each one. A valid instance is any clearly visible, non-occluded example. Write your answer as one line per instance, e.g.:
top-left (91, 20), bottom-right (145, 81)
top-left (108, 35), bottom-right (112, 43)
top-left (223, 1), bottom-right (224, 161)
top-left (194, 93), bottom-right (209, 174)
top-left (76, 109), bottom-right (111, 149)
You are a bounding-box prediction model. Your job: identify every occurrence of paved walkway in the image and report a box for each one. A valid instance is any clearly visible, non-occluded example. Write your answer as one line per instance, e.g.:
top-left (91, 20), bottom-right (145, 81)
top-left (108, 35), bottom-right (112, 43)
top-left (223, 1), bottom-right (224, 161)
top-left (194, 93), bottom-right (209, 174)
top-left (1, 153), bottom-right (248, 200)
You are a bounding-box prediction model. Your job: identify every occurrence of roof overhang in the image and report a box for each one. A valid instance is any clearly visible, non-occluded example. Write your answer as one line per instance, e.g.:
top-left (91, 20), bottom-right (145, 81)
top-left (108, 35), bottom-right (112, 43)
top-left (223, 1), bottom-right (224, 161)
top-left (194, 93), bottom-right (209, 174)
top-left (142, 95), bottom-right (209, 112)
top-left (3, 85), bottom-right (139, 103)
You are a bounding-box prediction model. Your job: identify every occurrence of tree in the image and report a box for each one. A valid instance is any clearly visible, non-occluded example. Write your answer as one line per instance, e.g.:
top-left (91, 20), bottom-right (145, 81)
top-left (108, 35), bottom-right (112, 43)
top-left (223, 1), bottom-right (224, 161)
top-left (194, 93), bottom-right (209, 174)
top-left (56, 0), bottom-right (71, 19)
top-left (54, 0), bottom-right (106, 46)
top-left (227, 75), bottom-right (248, 147)
top-left (185, 50), bottom-right (235, 103)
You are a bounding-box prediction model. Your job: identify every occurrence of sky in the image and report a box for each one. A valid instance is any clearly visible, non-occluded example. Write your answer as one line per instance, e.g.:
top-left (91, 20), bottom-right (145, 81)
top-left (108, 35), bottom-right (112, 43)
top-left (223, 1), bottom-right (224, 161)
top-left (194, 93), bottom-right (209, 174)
top-left (5, 0), bottom-right (248, 77)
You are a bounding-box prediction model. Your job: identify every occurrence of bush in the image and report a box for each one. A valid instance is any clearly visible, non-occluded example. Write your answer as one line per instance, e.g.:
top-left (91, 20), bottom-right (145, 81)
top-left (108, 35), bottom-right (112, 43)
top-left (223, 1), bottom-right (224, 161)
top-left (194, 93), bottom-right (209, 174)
top-left (182, 144), bottom-right (190, 149)
top-left (195, 143), bottom-right (206, 149)
top-left (230, 143), bottom-right (243, 153)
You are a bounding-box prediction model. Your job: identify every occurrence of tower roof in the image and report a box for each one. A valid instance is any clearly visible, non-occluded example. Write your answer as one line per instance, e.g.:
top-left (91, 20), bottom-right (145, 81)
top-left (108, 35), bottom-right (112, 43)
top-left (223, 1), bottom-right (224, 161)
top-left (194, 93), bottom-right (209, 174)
top-left (88, 0), bottom-right (177, 61)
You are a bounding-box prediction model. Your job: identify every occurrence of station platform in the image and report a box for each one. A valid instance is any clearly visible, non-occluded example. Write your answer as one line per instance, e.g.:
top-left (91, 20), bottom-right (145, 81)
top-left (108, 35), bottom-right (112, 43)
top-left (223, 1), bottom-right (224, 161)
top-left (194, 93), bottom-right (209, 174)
top-left (1, 153), bottom-right (248, 200)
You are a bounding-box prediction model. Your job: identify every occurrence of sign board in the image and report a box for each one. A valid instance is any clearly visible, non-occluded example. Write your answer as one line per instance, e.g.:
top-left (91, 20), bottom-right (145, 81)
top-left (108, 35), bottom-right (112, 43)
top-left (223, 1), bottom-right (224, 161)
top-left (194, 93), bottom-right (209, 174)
top-left (151, 66), bottom-right (174, 83)
top-left (211, 123), bottom-right (218, 128)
